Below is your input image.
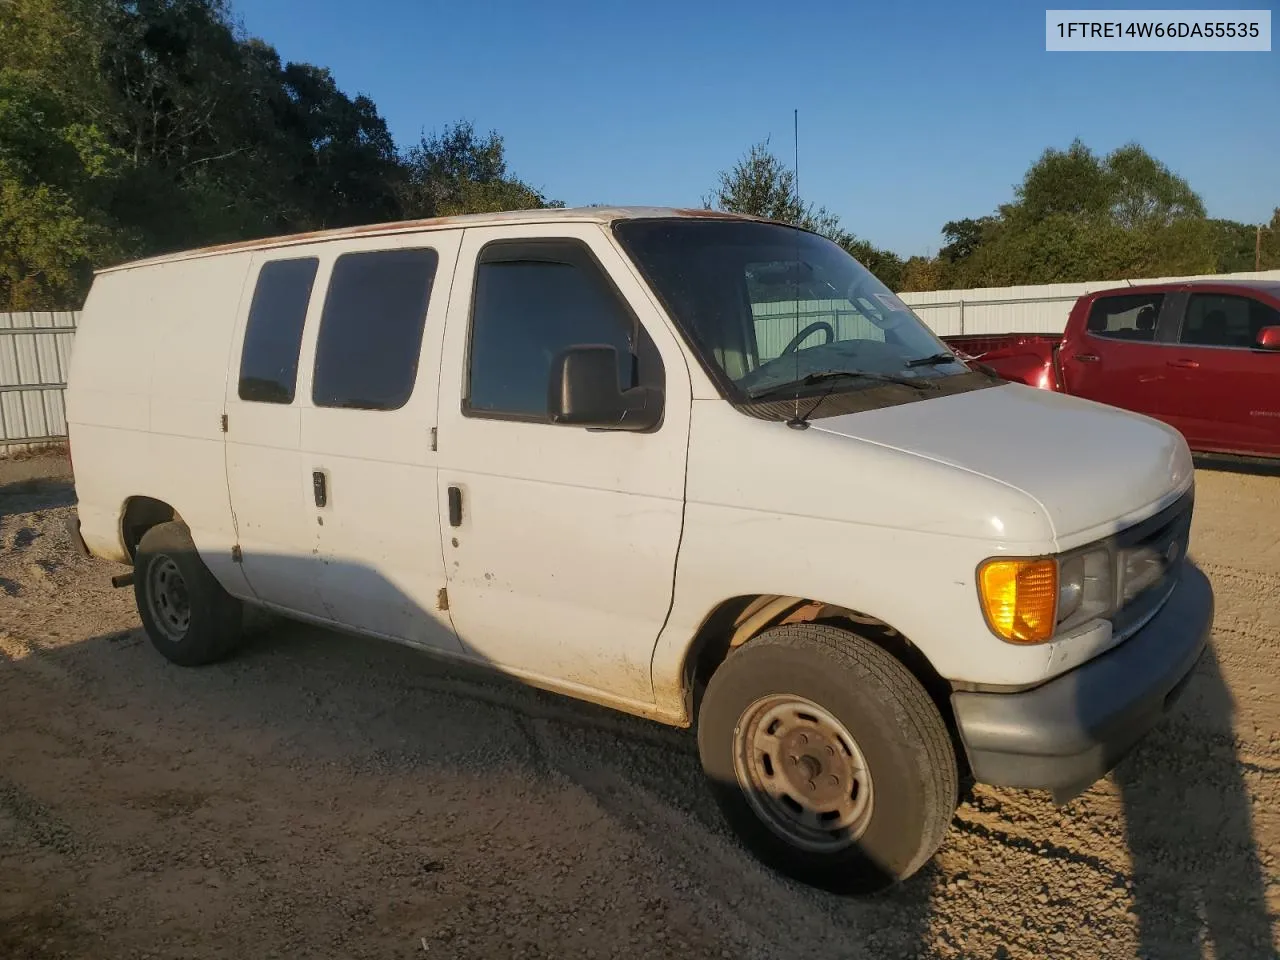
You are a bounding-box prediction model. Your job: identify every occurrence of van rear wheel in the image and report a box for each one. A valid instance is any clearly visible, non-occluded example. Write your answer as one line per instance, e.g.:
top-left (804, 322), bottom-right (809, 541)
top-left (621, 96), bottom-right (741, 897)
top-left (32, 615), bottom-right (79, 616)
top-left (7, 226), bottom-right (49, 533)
top-left (697, 623), bottom-right (957, 893)
top-left (133, 521), bottom-right (243, 667)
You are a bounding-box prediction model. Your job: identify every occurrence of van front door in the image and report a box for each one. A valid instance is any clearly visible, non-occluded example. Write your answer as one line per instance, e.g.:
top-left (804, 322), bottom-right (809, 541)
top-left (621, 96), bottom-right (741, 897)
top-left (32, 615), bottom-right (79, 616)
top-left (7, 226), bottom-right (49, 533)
top-left (435, 224), bottom-right (690, 709)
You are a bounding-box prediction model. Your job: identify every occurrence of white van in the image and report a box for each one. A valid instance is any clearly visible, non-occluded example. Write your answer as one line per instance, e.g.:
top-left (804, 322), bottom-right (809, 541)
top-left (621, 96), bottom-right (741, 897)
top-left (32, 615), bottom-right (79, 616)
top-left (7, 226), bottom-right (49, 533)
top-left (66, 207), bottom-right (1213, 892)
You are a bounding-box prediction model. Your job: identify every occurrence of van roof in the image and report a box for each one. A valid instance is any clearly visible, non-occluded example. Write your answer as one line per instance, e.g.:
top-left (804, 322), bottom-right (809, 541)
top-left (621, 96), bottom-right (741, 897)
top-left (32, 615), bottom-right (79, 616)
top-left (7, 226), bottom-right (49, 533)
top-left (95, 206), bottom-right (773, 274)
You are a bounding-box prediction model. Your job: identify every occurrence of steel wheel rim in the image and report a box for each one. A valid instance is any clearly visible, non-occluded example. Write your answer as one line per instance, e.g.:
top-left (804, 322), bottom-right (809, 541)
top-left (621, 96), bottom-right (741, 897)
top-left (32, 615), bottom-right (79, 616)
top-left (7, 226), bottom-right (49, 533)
top-left (148, 555), bottom-right (191, 642)
top-left (732, 694), bottom-right (874, 852)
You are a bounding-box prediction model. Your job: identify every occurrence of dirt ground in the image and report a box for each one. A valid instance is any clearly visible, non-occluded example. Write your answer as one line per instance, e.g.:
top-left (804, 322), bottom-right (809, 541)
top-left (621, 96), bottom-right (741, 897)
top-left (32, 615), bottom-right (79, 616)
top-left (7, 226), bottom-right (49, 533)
top-left (1, 451), bottom-right (1277, 960)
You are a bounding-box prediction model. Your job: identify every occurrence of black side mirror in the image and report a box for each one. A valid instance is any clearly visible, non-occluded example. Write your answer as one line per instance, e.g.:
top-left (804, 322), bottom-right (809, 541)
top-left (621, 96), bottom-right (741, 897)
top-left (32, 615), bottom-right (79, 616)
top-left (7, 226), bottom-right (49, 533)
top-left (547, 344), bottom-right (663, 431)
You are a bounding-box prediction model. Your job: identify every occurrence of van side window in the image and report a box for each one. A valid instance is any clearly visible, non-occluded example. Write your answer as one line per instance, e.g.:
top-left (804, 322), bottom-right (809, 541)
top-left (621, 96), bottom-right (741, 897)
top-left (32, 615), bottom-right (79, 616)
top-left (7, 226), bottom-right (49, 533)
top-left (312, 248), bottom-right (439, 411)
top-left (1086, 293), bottom-right (1164, 342)
top-left (1179, 293), bottom-right (1279, 348)
top-left (465, 240), bottom-right (662, 420)
top-left (238, 258), bottom-right (319, 403)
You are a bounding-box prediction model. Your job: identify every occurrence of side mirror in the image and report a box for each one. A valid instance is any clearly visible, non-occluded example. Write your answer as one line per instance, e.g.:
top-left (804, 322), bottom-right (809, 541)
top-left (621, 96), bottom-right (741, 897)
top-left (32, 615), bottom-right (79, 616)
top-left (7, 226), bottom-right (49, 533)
top-left (1256, 326), bottom-right (1280, 350)
top-left (547, 344), bottom-right (663, 431)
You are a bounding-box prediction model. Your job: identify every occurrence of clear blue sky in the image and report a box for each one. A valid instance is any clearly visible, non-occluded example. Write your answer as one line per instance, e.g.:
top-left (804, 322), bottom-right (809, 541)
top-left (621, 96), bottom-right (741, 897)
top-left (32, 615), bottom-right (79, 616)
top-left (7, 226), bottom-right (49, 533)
top-left (230, 0), bottom-right (1278, 257)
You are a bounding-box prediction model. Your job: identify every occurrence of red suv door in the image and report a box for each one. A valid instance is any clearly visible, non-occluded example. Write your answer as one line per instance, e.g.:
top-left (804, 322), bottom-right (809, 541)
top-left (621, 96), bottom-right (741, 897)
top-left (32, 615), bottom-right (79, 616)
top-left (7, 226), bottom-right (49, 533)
top-left (1058, 290), bottom-right (1176, 422)
top-left (1159, 289), bottom-right (1280, 458)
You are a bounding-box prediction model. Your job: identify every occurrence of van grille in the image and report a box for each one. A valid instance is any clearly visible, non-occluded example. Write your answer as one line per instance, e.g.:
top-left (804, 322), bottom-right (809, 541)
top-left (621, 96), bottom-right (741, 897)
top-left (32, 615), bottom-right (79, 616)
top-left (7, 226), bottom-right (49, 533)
top-left (1110, 490), bottom-right (1193, 642)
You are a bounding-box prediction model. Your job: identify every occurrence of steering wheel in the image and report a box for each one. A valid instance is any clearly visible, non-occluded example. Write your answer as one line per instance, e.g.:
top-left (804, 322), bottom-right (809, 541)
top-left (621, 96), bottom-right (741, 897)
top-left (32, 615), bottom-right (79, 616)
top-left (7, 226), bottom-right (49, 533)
top-left (779, 321), bottom-right (835, 358)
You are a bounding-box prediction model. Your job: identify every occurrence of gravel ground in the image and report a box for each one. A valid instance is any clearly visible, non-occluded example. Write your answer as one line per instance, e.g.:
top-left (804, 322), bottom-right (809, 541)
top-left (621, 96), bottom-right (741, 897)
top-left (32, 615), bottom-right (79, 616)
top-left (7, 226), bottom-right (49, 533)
top-left (1, 451), bottom-right (1277, 959)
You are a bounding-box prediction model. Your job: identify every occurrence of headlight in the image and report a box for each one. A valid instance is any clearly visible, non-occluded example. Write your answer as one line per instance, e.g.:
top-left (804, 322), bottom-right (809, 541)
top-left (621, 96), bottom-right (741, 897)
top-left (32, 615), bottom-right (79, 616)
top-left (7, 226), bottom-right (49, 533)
top-left (979, 547), bottom-right (1114, 644)
top-left (1056, 547), bottom-right (1113, 632)
top-left (1121, 544), bottom-right (1169, 603)
top-left (1057, 557), bottom-right (1084, 622)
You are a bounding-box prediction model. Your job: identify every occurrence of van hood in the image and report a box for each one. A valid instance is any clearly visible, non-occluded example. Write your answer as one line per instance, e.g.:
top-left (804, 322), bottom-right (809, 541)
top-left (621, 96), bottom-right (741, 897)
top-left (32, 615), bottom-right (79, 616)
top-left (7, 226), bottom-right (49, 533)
top-left (809, 382), bottom-right (1193, 544)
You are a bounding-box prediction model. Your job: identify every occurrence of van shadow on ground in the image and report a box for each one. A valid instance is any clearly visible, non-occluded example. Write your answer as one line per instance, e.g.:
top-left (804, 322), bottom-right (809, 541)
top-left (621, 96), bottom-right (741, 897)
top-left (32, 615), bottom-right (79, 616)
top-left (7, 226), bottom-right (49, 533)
top-left (1112, 637), bottom-right (1274, 959)
top-left (0, 475), bottom-right (76, 520)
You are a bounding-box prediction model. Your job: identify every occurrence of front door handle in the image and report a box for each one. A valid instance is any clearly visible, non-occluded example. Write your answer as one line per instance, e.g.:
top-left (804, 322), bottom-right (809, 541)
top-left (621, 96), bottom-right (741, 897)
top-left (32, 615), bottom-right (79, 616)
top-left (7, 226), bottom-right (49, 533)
top-left (1167, 358), bottom-right (1200, 369)
top-left (447, 486), bottom-right (463, 527)
top-left (312, 470), bottom-right (328, 508)
top-left (1072, 353), bottom-right (1100, 363)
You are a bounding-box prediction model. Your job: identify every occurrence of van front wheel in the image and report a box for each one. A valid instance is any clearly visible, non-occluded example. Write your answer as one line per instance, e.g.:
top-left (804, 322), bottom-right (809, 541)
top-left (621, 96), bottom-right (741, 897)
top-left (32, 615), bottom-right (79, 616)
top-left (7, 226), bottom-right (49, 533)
top-left (133, 522), bottom-right (243, 667)
top-left (696, 623), bottom-right (957, 893)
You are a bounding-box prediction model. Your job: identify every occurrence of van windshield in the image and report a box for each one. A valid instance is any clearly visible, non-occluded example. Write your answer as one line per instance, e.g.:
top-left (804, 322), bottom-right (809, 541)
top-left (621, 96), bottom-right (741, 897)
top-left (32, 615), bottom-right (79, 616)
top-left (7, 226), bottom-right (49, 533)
top-left (613, 218), bottom-right (967, 400)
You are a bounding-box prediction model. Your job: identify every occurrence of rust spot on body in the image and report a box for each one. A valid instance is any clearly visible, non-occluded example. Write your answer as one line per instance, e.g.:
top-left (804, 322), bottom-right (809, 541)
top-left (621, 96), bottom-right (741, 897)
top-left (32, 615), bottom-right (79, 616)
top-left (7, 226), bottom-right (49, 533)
top-left (671, 207), bottom-right (765, 221)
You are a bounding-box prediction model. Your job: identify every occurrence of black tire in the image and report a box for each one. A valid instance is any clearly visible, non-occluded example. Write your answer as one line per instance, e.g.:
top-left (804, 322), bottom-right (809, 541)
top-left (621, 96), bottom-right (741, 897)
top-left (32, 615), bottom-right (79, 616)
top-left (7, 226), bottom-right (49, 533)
top-left (133, 521), bottom-right (244, 667)
top-left (697, 623), bottom-right (957, 893)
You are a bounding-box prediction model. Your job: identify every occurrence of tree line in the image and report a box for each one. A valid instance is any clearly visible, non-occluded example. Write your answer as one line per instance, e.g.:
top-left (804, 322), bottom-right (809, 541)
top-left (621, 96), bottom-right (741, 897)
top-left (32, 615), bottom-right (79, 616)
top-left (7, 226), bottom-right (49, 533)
top-left (3, 0), bottom-right (1276, 310)
top-left (707, 138), bottom-right (1280, 292)
top-left (1, 0), bottom-right (560, 309)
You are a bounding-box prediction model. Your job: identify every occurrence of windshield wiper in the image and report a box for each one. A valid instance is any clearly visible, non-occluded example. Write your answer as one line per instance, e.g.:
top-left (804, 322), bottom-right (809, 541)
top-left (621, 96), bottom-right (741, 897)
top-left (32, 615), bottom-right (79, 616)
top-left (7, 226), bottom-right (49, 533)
top-left (904, 352), bottom-right (961, 368)
top-left (748, 369), bottom-right (937, 400)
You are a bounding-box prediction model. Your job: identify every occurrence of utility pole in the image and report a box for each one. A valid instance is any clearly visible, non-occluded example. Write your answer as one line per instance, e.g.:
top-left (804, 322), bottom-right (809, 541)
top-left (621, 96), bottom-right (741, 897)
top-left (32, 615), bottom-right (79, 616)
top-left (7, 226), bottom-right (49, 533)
top-left (1258, 225), bottom-right (1263, 272)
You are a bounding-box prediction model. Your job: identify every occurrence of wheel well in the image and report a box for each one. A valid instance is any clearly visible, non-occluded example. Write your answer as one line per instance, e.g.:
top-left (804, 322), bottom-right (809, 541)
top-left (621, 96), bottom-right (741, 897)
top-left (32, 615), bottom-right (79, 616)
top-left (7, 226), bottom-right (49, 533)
top-left (120, 497), bottom-right (182, 561)
top-left (682, 595), bottom-right (961, 761)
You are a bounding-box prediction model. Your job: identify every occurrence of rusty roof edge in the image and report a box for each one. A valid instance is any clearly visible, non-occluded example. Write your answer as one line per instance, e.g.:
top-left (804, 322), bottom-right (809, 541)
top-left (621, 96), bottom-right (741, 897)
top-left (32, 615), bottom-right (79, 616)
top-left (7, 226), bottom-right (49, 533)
top-left (94, 206), bottom-right (779, 275)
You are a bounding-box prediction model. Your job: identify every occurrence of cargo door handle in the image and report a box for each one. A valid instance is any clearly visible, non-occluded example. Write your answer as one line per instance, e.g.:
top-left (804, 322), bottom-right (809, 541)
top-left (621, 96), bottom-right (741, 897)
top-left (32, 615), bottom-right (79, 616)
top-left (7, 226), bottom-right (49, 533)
top-left (1167, 358), bottom-right (1200, 369)
top-left (447, 486), bottom-right (462, 527)
top-left (1072, 353), bottom-right (1100, 363)
top-left (312, 470), bottom-right (328, 508)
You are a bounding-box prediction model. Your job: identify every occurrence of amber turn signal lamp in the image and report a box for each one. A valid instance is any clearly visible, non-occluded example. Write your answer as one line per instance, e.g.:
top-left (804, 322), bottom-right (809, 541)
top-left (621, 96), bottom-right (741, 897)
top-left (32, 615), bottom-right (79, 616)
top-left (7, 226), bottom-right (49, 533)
top-left (978, 558), bottom-right (1058, 643)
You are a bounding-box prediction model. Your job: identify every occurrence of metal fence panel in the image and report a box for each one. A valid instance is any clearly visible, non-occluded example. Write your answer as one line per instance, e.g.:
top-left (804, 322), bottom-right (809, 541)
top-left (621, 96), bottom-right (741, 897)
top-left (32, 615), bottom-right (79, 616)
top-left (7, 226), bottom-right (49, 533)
top-left (0, 311), bottom-right (79, 454)
top-left (899, 268), bottom-right (1280, 336)
top-left (752, 300), bottom-right (884, 360)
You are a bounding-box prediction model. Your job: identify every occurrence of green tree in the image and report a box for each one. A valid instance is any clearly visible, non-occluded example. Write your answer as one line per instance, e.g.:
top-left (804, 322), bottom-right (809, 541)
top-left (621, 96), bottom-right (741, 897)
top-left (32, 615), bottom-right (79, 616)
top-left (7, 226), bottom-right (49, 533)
top-left (1204, 218), bottom-right (1263, 273)
top-left (835, 234), bottom-right (904, 291)
top-left (0, 160), bottom-right (118, 308)
top-left (0, 0), bottom-right (497, 308)
top-left (1259, 209), bottom-right (1280, 270)
top-left (705, 138), bottom-right (903, 287)
top-left (704, 138), bottom-right (840, 234)
top-left (938, 216), bottom-right (998, 265)
top-left (898, 255), bottom-right (948, 293)
top-left (930, 140), bottom-right (1227, 289)
top-left (1104, 143), bottom-right (1205, 228)
top-left (0, 0), bottom-right (123, 306)
top-left (1008, 139), bottom-right (1203, 229)
top-left (398, 121), bottom-right (561, 218)
top-left (91, 1), bottom-right (404, 247)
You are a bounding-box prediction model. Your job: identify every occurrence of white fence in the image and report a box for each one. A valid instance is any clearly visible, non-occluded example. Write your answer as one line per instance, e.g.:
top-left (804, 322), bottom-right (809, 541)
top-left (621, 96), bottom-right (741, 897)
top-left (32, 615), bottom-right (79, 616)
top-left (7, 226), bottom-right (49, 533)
top-left (3, 265), bottom-right (1279, 454)
top-left (898, 268), bottom-right (1280, 337)
top-left (0, 311), bottom-right (78, 455)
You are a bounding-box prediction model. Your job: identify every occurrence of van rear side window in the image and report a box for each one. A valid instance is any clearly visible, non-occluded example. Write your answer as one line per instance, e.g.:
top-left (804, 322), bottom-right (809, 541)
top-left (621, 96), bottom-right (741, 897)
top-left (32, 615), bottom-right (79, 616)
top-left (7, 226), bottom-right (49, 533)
top-left (238, 258), bottom-right (319, 403)
top-left (313, 248), bottom-right (438, 411)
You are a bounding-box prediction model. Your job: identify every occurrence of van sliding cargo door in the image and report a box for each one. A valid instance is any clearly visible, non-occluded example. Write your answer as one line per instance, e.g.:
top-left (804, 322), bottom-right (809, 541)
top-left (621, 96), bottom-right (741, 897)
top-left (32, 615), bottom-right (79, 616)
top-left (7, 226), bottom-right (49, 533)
top-left (222, 253), bottom-right (331, 618)
top-left (297, 232), bottom-right (464, 652)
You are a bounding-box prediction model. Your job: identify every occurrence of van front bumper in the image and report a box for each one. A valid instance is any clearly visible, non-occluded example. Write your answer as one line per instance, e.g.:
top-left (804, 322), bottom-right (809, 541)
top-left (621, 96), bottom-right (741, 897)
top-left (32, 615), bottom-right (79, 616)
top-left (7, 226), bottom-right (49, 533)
top-left (951, 562), bottom-right (1213, 802)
